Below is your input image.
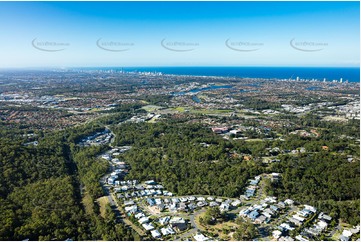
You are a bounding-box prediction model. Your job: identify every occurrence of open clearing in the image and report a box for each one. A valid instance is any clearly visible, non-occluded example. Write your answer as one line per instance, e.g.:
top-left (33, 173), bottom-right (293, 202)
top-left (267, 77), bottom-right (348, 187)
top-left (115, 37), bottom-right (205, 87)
top-left (97, 196), bottom-right (110, 218)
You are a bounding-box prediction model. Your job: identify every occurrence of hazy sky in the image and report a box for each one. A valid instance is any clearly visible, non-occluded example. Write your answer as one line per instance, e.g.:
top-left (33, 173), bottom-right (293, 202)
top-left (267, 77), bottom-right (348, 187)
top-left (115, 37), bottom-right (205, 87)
top-left (0, 1), bottom-right (359, 68)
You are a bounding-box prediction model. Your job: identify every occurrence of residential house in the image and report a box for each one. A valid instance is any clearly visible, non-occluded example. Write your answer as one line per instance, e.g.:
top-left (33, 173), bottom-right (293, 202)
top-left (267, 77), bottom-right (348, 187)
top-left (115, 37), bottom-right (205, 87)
top-left (239, 208), bottom-right (251, 217)
top-left (188, 203), bottom-right (196, 211)
top-left (295, 235), bottom-right (309, 241)
top-left (255, 215), bottom-right (267, 224)
top-left (169, 203), bottom-right (177, 211)
top-left (298, 210), bottom-right (311, 218)
top-left (178, 202), bottom-right (187, 211)
top-left (284, 199), bottom-right (294, 205)
top-left (220, 203), bottom-right (229, 212)
top-left (194, 233), bottom-right (210, 241)
top-left (339, 235), bottom-right (350, 241)
top-left (142, 223), bottom-right (155, 231)
top-left (209, 202), bottom-right (219, 207)
top-left (124, 205), bottom-right (137, 214)
top-left (271, 173), bottom-right (280, 181)
top-left (172, 198), bottom-right (180, 204)
top-left (279, 236), bottom-right (295, 241)
top-left (169, 217), bottom-right (187, 231)
top-left (270, 205), bottom-right (279, 213)
top-left (293, 215), bottom-right (305, 222)
top-left (161, 226), bottom-right (175, 236)
top-left (245, 187), bottom-right (256, 197)
top-left (304, 205), bottom-right (317, 213)
top-left (316, 220), bottom-right (328, 231)
top-left (138, 217), bottom-right (149, 224)
top-left (147, 198), bottom-right (155, 206)
top-left (249, 179), bottom-right (259, 186)
top-left (248, 210), bottom-right (259, 220)
top-left (211, 127), bottom-right (229, 134)
top-left (277, 201), bottom-right (286, 209)
top-left (145, 180), bottom-right (156, 185)
top-left (279, 223), bottom-right (294, 231)
top-left (151, 229), bottom-right (161, 239)
top-left (262, 212), bottom-right (272, 219)
top-left (135, 212), bottom-right (145, 219)
top-left (265, 196), bottom-right (277, 203)
top-left (343, 230), bottom-right (353, 238)
top-left (107, 176), bottom-right (116, 185)
top-left (156, 204), bottom-right (165, 212)
top-left (197, 201), bottom-right (207, 207)
top-left (124, 200), bottom-right (135, 206)
top-left (158, 216), bottom-right (170, 226)
top-left (231, 200), bottom-right (241, 207)
top-left (318, 212), bottom-right (332, 222)
top-left (272, 230), bottom-right (282, 239)
top-left (288, 217), bottom-right (303, 227)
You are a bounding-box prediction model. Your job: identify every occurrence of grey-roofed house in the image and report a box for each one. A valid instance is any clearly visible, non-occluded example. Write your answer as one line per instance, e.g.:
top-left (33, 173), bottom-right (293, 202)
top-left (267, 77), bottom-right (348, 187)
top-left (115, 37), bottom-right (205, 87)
top-left (158, 216), bottom-right (170, 225)
top-left (255, 215), bottom-right (267, 224)
top-left (147, 198), bottom-right (155, 206)
top-left (248, 210), bottom-right (259, 220)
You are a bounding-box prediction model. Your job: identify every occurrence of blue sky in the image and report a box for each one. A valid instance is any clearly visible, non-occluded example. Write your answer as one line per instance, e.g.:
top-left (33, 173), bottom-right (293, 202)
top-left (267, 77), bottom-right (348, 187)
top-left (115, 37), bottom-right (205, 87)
top-left (0, 1), bottom-right (359, 68)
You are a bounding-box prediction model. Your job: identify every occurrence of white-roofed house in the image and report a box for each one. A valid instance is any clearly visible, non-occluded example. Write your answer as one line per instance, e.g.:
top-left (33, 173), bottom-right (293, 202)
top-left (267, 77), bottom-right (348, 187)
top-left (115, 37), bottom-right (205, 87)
top-left (220, 202), bottom-right (230, 212)
top-left (160, 226), bottom-right (175, 236)
top-left (158, 216), bottom-right (170, 226)
top-left (284, 199), bottom-right (294, 205)
top-left (138, 216), bottom-right (149, 224)
top-left (142, 222), bottom-right (155, 231)
top-left (231, 199), bottom-right (241, 207)
top-left (272, 230), bottom-right (282, 239)
top-left (194, 233), bottom-right (210, 241)
top-left (151, 229), bottom-right (161, 239)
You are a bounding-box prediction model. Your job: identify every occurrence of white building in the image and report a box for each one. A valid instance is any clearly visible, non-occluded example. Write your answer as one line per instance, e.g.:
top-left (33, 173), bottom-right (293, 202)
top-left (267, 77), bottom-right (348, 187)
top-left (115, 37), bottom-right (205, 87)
top-left (151, 229), bottom-right (161, 239)
top-left (194, 233), bottom-right (210, 241)
top-left (160, 226), bottom-right (175, 236)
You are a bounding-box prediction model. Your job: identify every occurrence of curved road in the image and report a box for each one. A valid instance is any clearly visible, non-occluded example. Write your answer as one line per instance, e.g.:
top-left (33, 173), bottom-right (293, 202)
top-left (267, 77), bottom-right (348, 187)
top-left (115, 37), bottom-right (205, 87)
top-left (177, 209), bottom-right (205, 240)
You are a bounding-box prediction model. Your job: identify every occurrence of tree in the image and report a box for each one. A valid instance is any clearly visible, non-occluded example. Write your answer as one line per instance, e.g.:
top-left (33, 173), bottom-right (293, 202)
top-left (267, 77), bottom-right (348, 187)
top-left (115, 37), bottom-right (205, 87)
top-left (203, 207), bottom-right (222, 225)
top-left (233, 220), bottom-right (259, 241)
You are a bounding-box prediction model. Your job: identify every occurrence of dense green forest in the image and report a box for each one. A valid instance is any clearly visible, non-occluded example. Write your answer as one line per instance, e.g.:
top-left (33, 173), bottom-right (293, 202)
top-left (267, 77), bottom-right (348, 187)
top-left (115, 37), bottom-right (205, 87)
top-left (0, 112), bottom-right (136, 240)
top-left (0, 128), bottom-right (85, 240)
top-left (113, 122), bottom-right (264, 197)
top-left (267, 118), bottom-right (359, 225)
top-left (267, 152), bottom-right (360, 225)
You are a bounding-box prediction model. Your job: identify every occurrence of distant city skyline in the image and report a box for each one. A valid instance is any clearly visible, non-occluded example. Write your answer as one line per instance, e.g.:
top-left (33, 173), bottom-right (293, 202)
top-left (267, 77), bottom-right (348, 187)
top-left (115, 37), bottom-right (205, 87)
top-left (0, 1), bottom-right (359, 68)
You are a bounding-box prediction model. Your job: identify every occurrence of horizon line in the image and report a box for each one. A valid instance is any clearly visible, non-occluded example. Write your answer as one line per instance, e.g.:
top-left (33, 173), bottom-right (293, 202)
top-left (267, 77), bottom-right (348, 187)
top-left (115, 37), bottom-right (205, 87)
top-left (0, 66), bottom-right (360, 70)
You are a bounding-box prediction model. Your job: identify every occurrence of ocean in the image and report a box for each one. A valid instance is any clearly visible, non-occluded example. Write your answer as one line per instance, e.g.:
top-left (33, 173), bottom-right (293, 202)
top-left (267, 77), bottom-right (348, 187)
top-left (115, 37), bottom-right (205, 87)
top-left (117, 67), bottom-right (360, 83)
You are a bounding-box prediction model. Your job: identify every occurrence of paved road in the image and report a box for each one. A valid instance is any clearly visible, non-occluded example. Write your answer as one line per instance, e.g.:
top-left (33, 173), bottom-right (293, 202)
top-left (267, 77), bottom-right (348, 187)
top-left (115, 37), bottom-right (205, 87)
top-left (177, 209), bottom-right (205, 240)
top-left (98, 127), bottom-right (147, 237)
top-left (110, 193), bottom-right (147, 236)
top-left (328, 222), bottom-right (341, 238)
top-left (105, 125), bottom-right (116, 146)
top-left (100, 157), bottom-right (147, 236)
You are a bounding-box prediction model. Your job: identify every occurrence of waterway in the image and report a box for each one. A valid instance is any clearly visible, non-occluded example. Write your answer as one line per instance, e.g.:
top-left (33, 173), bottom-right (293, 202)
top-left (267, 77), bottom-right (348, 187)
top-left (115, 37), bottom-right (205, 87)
top-left (172, 85), bottom-right (233, 96)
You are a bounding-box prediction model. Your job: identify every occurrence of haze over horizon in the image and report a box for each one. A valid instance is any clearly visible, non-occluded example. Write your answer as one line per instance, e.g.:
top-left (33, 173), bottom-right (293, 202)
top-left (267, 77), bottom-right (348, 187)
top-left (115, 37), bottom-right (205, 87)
top-left (0, 1), bottom-right (359, 68)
